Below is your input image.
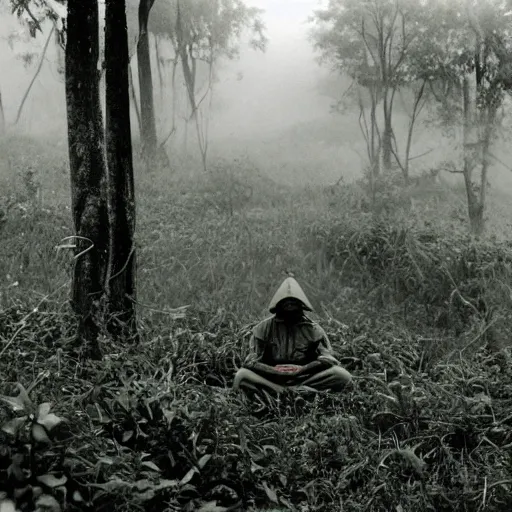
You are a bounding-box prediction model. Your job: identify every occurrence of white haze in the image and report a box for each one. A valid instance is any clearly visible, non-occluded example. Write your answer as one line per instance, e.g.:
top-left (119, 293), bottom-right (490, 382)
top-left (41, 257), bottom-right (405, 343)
top-left (0, 0), bottom-right (512, 188)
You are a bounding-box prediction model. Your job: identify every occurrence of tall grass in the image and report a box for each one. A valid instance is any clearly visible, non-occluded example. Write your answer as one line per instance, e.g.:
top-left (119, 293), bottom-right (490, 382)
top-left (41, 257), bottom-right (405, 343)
top-left (1, 136), bottom-right (512, 511)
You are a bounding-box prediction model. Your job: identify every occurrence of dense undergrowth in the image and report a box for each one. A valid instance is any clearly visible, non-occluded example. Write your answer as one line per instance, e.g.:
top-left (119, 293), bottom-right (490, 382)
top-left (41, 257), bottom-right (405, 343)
top-left (1, 136), bottom-right (512, 511)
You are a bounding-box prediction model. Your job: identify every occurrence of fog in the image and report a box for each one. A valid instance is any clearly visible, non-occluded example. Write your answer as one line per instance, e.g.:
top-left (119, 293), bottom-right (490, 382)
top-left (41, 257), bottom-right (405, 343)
top-left (1, 0), bottom-right (512, 188)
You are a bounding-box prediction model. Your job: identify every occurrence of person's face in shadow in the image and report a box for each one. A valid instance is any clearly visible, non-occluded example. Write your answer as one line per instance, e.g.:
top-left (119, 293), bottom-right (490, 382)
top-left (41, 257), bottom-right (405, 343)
top-left (275, 298), bottom-right (304, 323)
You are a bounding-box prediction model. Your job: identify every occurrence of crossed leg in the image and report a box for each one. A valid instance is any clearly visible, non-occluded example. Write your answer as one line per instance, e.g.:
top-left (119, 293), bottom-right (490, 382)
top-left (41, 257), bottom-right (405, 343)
top-left (233, 367), bottom-right (285, 394)
top-left (233, 366), bottom-right (352, 394)
top-left (300, 366), bottom-right (352, 392)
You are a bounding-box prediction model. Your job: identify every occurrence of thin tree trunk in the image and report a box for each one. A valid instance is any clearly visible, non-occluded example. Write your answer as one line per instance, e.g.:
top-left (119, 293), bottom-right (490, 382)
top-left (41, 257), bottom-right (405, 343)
top-left (370, 86), bottom-right (381, 173)
top-left (65, 0), bottom-right (108, 359)
top-left (176, 2), bottom-right (209, 171)
top-left (15, 24), bottom-right (55, 126)
top-left (105, 0), bottom-right (138, 340)
top-left (128, 62), bottom-right (141, 138)
top-left (0, 85), bottom-right (5, 134)
top-left (389, 80), bottom-right (427, 184)
top-left (403, 81), bottom-right (426, 181)
top-left (382, 112), bottom-right (393, 170)
top-left (480, 108), bottom-right (494, 205)
top-left (137, 0), bottom-right (157, 164)
top-left (155, 35), bottom-right (164, 104)
top-left (171, 56), bottom-right (178, 137)
top-left (462, 76), bottom-right (483, 236)
top-left (176, 2), bottom-right (197, 158)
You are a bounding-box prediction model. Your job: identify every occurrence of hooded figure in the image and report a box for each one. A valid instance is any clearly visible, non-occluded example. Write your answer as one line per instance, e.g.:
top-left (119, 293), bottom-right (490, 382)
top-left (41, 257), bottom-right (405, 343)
top-left (233, 277), bottom-right (352, 398)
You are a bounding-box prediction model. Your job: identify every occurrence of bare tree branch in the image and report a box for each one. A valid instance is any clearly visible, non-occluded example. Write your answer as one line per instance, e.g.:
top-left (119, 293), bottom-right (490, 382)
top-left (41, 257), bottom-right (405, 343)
top-left (14, 23), bottom-right (55, 125)
top-left (488, 150), bottom-right (512, 172)
top-left (409, 149), bottom-right (433, 161)
top-left (13, 0), bottom-right (43, 34)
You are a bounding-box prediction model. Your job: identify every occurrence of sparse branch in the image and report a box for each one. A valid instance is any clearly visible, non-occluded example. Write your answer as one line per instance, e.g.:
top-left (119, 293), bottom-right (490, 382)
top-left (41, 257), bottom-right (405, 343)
top-left (488, 150), bottom-right (512, 172)
top-left (12, 0), bottom-right (43, 34)
top-left (428, 80), bottom-right (445, 103)
top-left (400, 78), bottom-right (427, 178)
top-left (409, 149), bottom-right (433, 161)
top-left (392, 11), bottom-right (415, 75)
top-left (360, 18), bottom-right (379, 68)
top-left (358, 92), bottom-right (371, 162)
top-left (390, 129), bottom-right (405, 174)
top-left (385, 0), bottom-right (400, 71)
top-left (128, 63), bottom-right (141, 135)
top-left (160, 126), bottom-right (176, 147)
top-left (14, 23), bottom-right (55, 125)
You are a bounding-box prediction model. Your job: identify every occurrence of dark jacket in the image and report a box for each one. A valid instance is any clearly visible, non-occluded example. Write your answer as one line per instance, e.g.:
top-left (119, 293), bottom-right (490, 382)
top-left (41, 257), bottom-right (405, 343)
top-left (244, 314), bottom-right (339, 367)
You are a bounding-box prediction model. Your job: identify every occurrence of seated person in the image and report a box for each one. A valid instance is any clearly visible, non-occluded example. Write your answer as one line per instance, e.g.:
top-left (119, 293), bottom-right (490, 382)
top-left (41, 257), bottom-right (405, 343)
top-left (233, 277), bottom-right (352, 397)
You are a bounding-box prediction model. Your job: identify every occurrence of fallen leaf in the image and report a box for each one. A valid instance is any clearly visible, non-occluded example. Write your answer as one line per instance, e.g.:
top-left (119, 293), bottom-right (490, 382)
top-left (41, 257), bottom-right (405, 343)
top-left (2, 416), bottom-right (28, 436)
top-left (133, 479), bottom-right (153, 491)
top-left (180, 468), bottom-right (197, 485)
top-left (36, 474), bottom-right (68, 488)
top-left (0, 499), bottom-right (16, 512)
top-left (0, 384), bottom-right (32, 412)
top-left (133, 479), bottom-right (179, 503)
top-left (122, 430), bottom-right (134, 443)
top-left (198, 501), bottom-right (229, 512)
top-left (35, 494), bottom-right (61, 512)
top-left (250, 461), bottom-right (264, 473)
top-left (88, 478), bottom-right (131, 492)
top-left (38, 403), bottom-right (51, 418)
top-left (37, 413), bottom-right (62, 431)
top-left (72, 490), bottom-right (84, 502)
top-left (32, 424), bottom-right (51, 444)
top-left (162, 409), bottom-right (175, 426)
top-left (262, 481), bottom-right (279, 504)
top-left (141, 461), bottom-right (161, 472)
top-left (197, 454), bottom-right (211, 469)
top-left (96, 456), bottom-right (115, 465)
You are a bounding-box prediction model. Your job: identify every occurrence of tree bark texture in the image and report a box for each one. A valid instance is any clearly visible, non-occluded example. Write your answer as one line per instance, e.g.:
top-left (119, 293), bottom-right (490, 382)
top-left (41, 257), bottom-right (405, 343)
top-left (105, 0), bottom-right (138, 338)
top-left (128, 62), bottom-right (141, 137)
top-left (65, 0), bottom-right (108, 357)
top-left (0, 86), bottom-right (5, 134)
top-left (155, 35), bottom-right (164, 103)
top-left (176, 0), bottom-right (209, 171)
top-left (382, 96), bottom-right (393, 171)
top-left (137, 0), bottom-right (157, 163)
top-left (462, 76), bottom-right (484, 237)
top-left (15, 24), bottom-right (55, 126)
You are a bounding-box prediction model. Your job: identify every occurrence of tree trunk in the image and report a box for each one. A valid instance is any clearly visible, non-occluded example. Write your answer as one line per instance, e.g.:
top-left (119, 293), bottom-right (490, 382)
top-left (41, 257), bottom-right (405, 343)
top-left (402, 80), bottom-right (426, 184)
top-left (382, 108), bottom-right (393, 170)
top-left (105, 0), bottom-right (138, 340)
top-left (478, 104), bottom-right (495, 233)
top-left (128, 62), bottom-right (141, 138)
top-left (462, 76), bottom-right (484, 237)
top-left (155, 35), bottom-right (164, 104)
top-left (137, 0), bottom-right (157, 165)
top-left (65, 0), bottom-right (108, 358)
top-left (15, 24), bottom-right (55, 126)
top-left (170, 54), bottom-right (178, 139)
top-left (0, 85), bottom-right (5, 134)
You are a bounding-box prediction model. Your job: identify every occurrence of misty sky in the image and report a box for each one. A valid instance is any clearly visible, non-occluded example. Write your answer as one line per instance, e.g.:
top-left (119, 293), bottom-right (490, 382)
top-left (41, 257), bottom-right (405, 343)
top-left (5, 0), bottom-right (511, 188)
top-left (248, 0), bottom-right (318, 31)
top-left (0, 0), bottom-right (330, 138)
top-left (211, 0), bottom-right (333, 139)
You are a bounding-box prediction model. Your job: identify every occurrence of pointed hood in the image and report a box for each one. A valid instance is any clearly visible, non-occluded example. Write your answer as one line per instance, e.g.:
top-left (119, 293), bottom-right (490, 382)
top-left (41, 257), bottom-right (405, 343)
top-left (268, 277), bottom-right (313, 313)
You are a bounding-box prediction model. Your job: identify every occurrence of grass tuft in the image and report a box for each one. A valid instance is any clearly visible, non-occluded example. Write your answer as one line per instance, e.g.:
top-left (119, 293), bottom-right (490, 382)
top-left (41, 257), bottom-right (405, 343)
top-left (1, 137), bottom-right (512, 510)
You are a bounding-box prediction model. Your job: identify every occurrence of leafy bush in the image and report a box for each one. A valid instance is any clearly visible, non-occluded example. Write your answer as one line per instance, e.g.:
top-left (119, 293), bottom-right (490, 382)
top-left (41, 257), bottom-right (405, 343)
top-left (1, 309), bottom-right (512, 511)
top-left (305, 218), bottom-right (512, 353)
top-left (0, 383), bottom-right (75, 512)
top-left (3, 140), bottom-right (512, 510)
